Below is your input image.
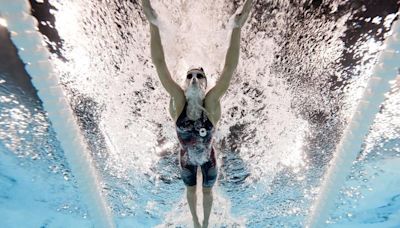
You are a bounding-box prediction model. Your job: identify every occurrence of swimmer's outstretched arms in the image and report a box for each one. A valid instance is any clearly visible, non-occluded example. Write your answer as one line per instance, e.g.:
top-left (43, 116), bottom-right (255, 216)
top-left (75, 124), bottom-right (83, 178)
top-left (142, 0), bottom-right (252, 227)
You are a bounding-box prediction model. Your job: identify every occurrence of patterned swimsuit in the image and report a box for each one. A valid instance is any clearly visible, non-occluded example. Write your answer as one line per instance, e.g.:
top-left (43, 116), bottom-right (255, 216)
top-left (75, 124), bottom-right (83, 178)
top-left (176, 102), bottom-right (217, 187)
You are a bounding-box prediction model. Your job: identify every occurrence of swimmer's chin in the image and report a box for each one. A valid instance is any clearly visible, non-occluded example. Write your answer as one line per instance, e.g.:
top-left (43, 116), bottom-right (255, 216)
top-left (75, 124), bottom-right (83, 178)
top-left (184, 84), bottom-right (205, 101)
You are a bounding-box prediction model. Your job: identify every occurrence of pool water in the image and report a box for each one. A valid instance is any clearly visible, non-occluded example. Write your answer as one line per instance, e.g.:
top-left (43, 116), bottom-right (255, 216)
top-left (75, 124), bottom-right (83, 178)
top-left (0, 0), bottom-right (399, 227)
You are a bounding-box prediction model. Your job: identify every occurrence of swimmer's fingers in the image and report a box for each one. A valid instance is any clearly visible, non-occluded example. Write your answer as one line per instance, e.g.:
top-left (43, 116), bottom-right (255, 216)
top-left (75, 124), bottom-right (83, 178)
top-left (241, 0), bottom-right (253, 15)
top-left (233, 0), bottom-right (253, 28)
top-left (142, 0), bottom-right (158, 25)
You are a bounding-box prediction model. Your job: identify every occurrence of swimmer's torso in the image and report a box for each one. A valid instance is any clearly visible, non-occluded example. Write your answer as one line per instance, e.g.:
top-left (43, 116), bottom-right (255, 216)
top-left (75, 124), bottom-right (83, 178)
top-left (176, 102), bottom-right (214, 165)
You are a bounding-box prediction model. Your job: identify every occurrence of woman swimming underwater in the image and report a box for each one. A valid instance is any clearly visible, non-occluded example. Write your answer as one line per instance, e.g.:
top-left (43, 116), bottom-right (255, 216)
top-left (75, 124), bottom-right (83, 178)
top-left (142, 0), bottom-right (252, 227)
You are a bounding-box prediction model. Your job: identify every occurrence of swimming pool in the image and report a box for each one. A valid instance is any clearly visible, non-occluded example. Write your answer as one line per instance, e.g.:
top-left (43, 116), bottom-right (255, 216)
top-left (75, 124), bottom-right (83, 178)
top-left (0, 0), bottom-right (399, 227)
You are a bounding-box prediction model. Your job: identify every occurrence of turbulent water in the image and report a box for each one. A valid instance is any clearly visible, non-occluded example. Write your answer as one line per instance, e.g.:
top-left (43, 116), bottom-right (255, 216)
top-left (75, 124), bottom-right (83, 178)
top-left (0, 0), bottom-right (400, 227)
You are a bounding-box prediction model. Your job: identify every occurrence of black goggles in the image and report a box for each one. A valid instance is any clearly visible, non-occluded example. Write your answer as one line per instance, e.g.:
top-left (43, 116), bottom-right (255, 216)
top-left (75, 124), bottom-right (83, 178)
top-left (186, 73), bottom-right (205, 80)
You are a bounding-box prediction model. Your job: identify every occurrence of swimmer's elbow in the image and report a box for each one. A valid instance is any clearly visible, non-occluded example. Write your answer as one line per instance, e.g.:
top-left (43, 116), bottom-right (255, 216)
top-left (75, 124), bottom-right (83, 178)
top-left (151, 52), bottom-right (166, 65)
top-left (223, 54), bottom-right (239, 73)
top-left (223, 62), bottom-right (238, 74)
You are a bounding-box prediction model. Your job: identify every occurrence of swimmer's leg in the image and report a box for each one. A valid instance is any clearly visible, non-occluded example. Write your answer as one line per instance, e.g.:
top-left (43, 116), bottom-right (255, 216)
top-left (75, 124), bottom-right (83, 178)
top-left (200, 151), bottom-right (218, 228)
top-left (181, 163), bottom-right (201, 228)
top-left (202, 187), bottom-right (213, 228)
top-left (187, 185), bottom-right (201, 228)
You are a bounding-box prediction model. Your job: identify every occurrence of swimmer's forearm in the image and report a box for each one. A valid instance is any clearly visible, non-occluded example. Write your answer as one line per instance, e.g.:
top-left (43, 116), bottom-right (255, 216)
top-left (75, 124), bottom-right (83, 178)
top-left (224, 28), bottom-right (241, 70)
top-left (217, 28), bottom-right (241, 91)
top-left (150, 24), bottom-right (166, 65)
top-left (223, 0), bottom-right (251, 71)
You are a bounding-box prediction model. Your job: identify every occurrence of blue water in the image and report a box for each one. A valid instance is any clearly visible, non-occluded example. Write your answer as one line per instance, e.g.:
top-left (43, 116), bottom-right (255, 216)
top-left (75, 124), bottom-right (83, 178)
top-left (1, 0), bottom-right (400, 227)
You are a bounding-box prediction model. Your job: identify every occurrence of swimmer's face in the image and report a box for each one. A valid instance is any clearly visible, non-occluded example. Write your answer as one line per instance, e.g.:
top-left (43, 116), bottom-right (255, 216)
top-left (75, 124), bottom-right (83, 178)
top-left (185, 69), bottom-right (207, 91)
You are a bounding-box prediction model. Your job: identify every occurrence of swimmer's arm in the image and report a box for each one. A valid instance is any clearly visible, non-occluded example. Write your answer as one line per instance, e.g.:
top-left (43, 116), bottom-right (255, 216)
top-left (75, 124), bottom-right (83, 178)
top-left (142, 0), bottom-right (185, 100)
top-left (206, 0), bottom-right (252, 100)
top-left (207, 28), bottom-right (241, 100)
top-left (149, 24), bottom-right (184, 100)
top-left (204, 28), bottom-right (241, 126)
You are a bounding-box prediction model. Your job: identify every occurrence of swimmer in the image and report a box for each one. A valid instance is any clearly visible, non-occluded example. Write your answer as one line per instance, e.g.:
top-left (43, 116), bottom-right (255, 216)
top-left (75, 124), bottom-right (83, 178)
top-left (142, 0), bottom-right (252, 227)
